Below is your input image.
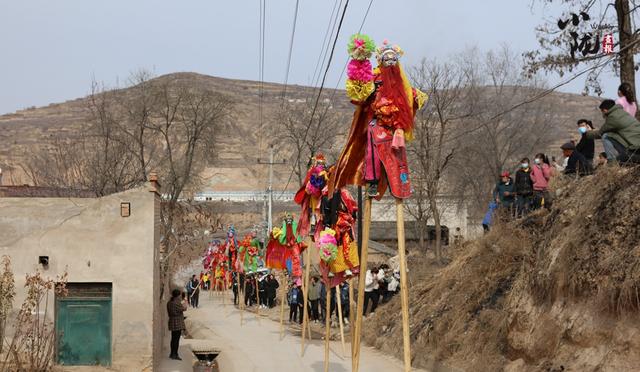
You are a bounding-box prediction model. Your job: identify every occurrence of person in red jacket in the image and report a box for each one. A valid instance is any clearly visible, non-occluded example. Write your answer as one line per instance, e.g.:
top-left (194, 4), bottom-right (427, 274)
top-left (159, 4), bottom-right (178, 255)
top-left (530, 153), bottom-right (552, 209)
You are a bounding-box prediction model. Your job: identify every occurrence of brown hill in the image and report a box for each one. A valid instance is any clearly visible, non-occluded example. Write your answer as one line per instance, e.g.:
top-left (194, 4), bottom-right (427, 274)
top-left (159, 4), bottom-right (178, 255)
top-left (0, 72), bottom-right (601, 191)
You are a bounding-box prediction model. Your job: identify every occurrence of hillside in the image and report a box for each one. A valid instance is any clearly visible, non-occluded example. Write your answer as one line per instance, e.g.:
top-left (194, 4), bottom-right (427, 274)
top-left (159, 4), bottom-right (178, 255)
top-left (363, 167), bottom-right (640, 371)
top-left (0, 72), bottom-right (601, 191)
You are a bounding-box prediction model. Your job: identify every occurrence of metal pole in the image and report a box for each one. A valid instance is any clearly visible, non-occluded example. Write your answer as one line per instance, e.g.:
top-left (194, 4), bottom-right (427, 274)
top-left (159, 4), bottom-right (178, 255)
top-left (268, 145), bottom-right (274, 233)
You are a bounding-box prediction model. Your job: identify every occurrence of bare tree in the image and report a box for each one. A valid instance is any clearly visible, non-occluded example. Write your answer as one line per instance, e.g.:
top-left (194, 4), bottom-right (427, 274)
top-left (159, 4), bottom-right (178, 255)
top-left (152, 79), bottom-right (233, 254)
top-left (407, 59), bottom-right (468, 262)
top-left (452, 46), bottom-right (557, 217)
top-left (113, 69), bottom-right (161, 182)
top-left (274, 100), bottom-right (345, 185)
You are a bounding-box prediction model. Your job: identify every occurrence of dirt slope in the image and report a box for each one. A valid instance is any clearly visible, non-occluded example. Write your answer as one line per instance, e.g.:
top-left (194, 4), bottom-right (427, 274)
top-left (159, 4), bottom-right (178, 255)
top-left (364, 166), bottom-right (640, 371)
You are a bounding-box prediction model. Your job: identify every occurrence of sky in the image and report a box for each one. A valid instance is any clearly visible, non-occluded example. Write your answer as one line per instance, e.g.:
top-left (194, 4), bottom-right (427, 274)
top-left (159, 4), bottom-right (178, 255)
top-left (0, 0), bottom-right (625, 115)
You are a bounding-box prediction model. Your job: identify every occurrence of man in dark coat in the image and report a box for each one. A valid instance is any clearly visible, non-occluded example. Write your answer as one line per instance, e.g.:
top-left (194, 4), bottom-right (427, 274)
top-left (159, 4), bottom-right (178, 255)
top-left (576, 119), bottom-right (595, 164)
top-left (514, 159), bottom-right (534, 217)
top-left (562, 142), bottom-right (593, 176)
top-left (586, 99), bottom-right (640, 162)
top-left (493, 171), bottom-right (515, 217)
top-left (167, 289), bottom-right (187, 360)
top-left (265, 274), bottom-right (279, 308)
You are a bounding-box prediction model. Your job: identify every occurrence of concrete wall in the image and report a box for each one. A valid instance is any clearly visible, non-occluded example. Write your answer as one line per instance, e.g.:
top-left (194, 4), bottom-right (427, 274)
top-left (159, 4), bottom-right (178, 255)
top-left (0, 185), bottom-right (160, 371)
top-left (371, 196), bottom-right (470, 237)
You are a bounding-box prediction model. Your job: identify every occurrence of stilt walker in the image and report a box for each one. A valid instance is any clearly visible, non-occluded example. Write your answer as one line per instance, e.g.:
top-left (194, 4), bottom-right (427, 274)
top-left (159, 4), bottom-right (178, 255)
top-left (328, 34), bottom-right (428, 372)
top-left (264, 220), bottom-right (304, 339)
top-left (294, 154), bottom-right (329, 353)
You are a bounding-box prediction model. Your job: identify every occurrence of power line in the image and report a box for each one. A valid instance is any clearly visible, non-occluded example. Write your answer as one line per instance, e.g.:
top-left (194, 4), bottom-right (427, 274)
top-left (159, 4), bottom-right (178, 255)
top-left (310, 1), bottom-right (342, 90)
top-left (258, 0), bottom-right (267, 154)
top-left (278, 0), bottom-right (350, 196)
top-left (281, 0), bottom-right (300, 105)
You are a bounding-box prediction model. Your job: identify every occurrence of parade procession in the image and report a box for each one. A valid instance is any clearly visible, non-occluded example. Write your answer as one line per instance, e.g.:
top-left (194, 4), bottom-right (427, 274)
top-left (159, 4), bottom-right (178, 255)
top-left (2, 1), bottom-right (640, 372)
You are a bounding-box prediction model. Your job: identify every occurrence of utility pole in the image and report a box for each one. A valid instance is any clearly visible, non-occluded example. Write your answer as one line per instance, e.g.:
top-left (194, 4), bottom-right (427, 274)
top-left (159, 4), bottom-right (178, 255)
top-left (257, 145), bottom-right (286, 235)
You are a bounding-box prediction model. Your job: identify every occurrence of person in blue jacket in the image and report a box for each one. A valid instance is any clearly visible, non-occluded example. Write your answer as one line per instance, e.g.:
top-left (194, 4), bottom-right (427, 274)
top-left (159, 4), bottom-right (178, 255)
top-left (482, 202), bottom-right (498, 233)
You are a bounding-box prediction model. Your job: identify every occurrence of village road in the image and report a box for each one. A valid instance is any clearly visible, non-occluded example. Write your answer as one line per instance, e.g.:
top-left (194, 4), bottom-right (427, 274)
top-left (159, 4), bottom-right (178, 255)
top-left (161, 294), bottom-right (425, 372)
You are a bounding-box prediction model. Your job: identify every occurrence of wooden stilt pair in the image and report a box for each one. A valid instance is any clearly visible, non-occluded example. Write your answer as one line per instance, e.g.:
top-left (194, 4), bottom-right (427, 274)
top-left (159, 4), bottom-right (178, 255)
top-left (323, 281), bottom-right (347, 372)
top-left (352, 197), bottom-right (412, 372)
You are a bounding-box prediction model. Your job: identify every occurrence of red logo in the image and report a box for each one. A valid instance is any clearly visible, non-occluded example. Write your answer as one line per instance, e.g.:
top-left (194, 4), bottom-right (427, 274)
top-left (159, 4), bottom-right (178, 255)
top-left (603, 33), bottom-right (614, 54)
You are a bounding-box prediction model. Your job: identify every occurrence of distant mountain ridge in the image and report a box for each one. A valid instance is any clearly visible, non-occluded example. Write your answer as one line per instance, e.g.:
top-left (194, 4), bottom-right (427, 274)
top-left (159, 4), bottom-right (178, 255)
top-left (0, 72), bottom-right (601, 190)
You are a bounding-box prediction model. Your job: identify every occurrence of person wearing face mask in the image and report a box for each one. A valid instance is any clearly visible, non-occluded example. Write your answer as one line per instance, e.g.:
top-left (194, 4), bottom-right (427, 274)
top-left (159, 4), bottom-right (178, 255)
top-left (493, 171), bottom-right (515, 217)
top-left (514, 158), bottom-right (534, 217)
top-left (585, 99), bottom-right (640, 163)
top-left (575, 119), bottom-right (595, 165)
top-left (530, 153), bottom-right (552, 209)
top-left (561, 142), bottom-right (592, 176)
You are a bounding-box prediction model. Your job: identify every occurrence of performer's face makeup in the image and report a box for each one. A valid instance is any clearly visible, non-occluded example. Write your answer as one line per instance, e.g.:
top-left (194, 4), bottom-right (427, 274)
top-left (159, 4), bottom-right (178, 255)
top-left (381, 51), bottom-right (398, 66)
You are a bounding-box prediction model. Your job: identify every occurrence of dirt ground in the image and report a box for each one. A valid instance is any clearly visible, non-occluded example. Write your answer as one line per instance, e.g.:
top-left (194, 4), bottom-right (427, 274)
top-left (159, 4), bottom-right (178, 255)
top-left (159, 293), bottom-right (431, 372)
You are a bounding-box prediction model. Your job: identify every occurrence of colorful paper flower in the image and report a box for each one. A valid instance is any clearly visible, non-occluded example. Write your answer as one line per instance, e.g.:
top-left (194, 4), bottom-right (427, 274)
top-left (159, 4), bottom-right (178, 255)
top-left (347, 59), bottom-right (374, 82)
top-left (346, 80), bottom-right (375, 102)
top-left (318, 228), bottom-right (338, 263)
top-left (348, 34), bottom-right (375, 60)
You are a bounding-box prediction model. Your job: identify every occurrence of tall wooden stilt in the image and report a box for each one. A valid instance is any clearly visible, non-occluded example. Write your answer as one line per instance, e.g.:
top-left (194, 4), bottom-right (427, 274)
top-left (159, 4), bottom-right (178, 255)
top-left (279, 271), bottom-right (287, 339)
top-left (348, 277), bottom-right (355, 357)
top-left (396, 198), bottom-right (411, 372)
top-left (352, 197), bottom-right (372, 372)
top-left (335, 284), bottom-right (346, 357)
top-left (240, 276), bottom-right (246, 326)
top-left (255, 276), bottom-right (261, 324)
top-left (324, 282), bottom-right (331, 372)
top-left (301, 246), bottom-right (312, 354)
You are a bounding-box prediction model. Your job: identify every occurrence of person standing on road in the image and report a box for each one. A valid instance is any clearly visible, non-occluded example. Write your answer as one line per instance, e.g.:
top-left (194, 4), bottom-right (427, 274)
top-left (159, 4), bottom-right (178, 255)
top-left (288, 282), bottom-right (302, 323)
top-left (308, 276), bottom-right (320, 322)
top-left (265, 274), bottom-right (279, 308)
top-left (188, 275), bottom-right (200, 308)
top-left (363, 267), bottom-right (381, 317)
top-left (232, 272), bottom-right (239, 305)
top-left (167, 289), bottom-right (187, 361)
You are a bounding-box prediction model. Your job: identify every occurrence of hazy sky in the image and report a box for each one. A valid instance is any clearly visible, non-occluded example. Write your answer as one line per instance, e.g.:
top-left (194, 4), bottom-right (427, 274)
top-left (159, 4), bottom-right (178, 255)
top-left (0, 0), bottom-right (624, 115)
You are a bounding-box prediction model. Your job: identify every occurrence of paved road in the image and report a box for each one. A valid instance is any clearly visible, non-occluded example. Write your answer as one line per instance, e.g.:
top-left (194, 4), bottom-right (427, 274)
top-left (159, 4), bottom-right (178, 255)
top-left (160, 294), bottom-right (424, 372)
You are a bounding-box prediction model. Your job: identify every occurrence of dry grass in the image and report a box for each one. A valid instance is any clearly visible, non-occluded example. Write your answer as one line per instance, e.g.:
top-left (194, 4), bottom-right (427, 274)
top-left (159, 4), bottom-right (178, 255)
top-left (525, 166), bottom-right (640, 313)
top-left (363, 165), bottom-right (640, 371)
top-left (364, 224), bottom-right (530, 371)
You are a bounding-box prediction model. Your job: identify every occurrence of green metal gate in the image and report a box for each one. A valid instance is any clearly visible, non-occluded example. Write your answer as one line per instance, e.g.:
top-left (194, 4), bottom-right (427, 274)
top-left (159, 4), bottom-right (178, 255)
top-left (56, 283), bottom-right (112, 366)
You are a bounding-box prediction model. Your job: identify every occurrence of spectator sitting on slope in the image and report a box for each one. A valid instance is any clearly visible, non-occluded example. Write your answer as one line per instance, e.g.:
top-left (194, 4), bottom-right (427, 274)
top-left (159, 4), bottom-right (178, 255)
top-left (585, 99), bottom-right (640, 163)
top-left (576, 119), bottom-right (595, 165)
top-left (561, 142), bottom-right (592, 176)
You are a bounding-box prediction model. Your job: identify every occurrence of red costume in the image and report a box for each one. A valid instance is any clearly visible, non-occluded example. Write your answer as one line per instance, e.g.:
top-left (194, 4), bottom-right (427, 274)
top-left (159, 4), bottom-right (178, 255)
top-left (329, 40), bottom-right (427, 199)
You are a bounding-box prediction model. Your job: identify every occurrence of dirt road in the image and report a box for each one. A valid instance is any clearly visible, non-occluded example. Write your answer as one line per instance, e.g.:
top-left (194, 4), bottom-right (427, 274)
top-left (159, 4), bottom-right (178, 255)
top-left (161, 293), bottom-right (425, 372)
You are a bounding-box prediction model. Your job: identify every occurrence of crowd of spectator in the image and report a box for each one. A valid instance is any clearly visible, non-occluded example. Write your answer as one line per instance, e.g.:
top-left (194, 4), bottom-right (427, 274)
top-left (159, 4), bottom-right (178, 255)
top-left (484, 83), bottom-right (640, 232)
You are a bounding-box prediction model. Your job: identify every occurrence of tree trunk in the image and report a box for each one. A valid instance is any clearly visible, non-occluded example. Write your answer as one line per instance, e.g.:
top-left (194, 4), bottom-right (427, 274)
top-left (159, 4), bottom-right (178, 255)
top-left (428, 196), bottom-right (442, 264)
top-left (418, 222), bottom-right (426, 250)
top-left (615, 0), bottom-right (637, 116)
